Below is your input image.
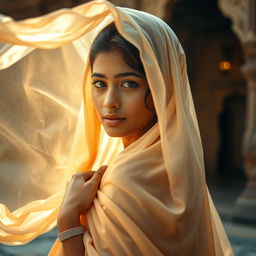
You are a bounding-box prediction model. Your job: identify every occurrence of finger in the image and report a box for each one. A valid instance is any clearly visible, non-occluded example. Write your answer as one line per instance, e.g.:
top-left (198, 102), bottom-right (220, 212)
top-left (97, 165), bottom-right (108, 174)
top-left (71, 171), bottom-right (94, 181)
top-left (87, 166), bottom-right (107, 187)
top-left (94, 165), bottom-right (108, 179)
top-left (83, 171), bottom-right (95, 181)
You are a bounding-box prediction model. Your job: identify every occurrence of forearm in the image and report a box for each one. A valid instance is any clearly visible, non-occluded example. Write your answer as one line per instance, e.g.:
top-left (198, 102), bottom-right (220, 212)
top-left (57, 210), bottom-right (85, 256)
top-left (56, 166), bottom-right (106, 255)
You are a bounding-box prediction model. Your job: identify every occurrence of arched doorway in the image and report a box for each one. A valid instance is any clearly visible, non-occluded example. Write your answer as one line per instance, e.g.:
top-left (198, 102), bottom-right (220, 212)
top-left (217, 91), bottom-right (246, 178)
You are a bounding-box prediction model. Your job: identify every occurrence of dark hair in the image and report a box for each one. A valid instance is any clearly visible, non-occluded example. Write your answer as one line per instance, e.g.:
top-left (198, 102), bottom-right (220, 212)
top-left (90, 23), bottom-right (153, 112)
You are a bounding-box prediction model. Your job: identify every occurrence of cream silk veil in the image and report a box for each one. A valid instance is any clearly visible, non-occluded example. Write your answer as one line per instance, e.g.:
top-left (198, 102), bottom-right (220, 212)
top-left (0, 1), bottom-right (233, 255)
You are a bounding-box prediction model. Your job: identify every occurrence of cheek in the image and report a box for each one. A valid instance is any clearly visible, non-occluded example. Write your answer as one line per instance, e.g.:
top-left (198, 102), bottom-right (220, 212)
top-left (126, 92), bottom-right (153, 119)
top-left (146, 94), bottom-right (155, 112)
top-left (92, 91), bottom-right (101, 115)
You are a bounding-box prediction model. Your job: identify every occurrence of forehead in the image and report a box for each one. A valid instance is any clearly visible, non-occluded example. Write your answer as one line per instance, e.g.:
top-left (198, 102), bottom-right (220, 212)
top-left (92, 49), bottom-right (136, 74)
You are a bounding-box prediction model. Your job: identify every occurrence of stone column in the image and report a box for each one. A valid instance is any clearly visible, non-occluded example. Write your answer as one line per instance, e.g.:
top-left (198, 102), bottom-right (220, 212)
top-left (219, 0), bottom-right (256, 223)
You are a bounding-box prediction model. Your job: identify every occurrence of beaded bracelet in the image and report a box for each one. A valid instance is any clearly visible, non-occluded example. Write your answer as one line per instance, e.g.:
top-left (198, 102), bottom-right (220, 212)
top-left (58, 226), bottom-right (85, 242)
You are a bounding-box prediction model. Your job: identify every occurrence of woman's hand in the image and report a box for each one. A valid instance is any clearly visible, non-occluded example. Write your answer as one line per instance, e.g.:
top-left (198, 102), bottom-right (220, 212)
top-left (57, 165), bottom-right (107, 231)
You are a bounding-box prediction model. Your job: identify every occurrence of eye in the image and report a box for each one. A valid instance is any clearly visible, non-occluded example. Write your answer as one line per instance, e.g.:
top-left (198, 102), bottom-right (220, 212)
top-left (122, 80), bottom-right (138, 88)
top-left (92, 80), bottom-right (106, 88)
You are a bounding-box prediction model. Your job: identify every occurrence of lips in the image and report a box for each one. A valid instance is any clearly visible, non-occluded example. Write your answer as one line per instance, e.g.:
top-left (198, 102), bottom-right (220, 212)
top-left (103, 115), bottom-right (126, 126)
top-left (103, 114), bottom-right (126, 120)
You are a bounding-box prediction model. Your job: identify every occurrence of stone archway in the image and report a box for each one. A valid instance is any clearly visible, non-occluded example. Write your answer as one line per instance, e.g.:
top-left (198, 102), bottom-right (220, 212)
top-left (219, 0), bottom-right (256, 223)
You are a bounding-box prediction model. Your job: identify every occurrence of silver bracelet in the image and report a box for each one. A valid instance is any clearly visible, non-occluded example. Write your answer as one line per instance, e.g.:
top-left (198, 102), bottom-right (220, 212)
top-left (58, 226), bottom-right (85, 242)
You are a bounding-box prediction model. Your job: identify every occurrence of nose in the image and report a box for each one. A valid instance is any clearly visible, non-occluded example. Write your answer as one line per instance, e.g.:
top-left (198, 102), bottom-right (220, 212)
top-left (103, 87), bottom-right (121, 110)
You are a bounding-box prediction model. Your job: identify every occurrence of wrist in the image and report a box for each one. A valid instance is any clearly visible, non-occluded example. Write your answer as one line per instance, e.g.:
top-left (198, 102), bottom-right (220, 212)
top-left (57, 209), bottom-right (81, 232)
top-left (58, 226), bottom-right (85, 242)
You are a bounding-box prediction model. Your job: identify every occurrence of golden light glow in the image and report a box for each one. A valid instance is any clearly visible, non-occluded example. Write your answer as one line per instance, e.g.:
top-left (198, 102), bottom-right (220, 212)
top-left (219, 60), bottom-right (232, 71)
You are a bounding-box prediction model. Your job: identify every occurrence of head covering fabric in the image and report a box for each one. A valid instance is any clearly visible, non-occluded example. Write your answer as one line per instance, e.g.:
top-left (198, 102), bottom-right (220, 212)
top-left (0, 1), bottom-right (233, 255)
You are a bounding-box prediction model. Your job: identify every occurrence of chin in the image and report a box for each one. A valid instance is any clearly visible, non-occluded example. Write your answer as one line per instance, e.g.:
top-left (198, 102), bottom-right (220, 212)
top-left (103, 127), bottom-right (127, 138)
top-left (105, 131), bottom-right (124, 138)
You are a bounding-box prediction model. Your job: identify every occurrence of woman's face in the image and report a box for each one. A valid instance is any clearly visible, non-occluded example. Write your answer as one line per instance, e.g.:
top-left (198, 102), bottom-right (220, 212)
top-left (91, 49), bottom-right (156, 147)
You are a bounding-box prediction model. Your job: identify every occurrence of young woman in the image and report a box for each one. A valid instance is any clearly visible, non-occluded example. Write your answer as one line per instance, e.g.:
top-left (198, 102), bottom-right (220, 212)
top-left (57, 23), bottom-right (158, 255)
top-left (0, 1), bottom-right (233, 255)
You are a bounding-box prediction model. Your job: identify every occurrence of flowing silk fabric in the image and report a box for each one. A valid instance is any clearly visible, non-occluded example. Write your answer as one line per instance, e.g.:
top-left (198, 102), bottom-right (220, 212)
top-left (0, 1), bottom-right (233, 255)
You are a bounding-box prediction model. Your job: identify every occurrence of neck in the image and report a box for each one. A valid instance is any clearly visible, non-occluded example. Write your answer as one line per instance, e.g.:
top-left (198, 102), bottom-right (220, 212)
top-left (122, 117), bottom-right (157, 148)
top-left (122, 133), bottom-right (143, 148)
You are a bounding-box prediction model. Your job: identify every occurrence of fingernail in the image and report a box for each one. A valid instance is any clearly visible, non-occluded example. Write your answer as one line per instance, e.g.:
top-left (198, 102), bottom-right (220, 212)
top-left (99, 165), bottom-right (108, 171)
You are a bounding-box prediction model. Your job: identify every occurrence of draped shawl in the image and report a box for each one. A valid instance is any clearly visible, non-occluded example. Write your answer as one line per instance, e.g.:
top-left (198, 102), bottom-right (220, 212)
top-left (0, 1), bottom-right (233, 255)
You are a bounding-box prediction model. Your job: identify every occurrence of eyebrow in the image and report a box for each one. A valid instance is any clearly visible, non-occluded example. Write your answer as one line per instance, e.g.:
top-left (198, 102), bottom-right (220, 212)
top-left (91, 72), bottom-right (144, 79)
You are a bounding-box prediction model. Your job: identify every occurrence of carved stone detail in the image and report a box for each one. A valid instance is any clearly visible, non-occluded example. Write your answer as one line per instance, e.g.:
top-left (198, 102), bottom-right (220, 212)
top-left (218, 0), bottom-right (246, 42)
